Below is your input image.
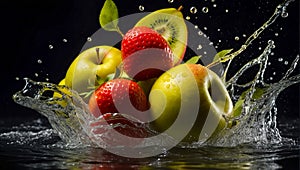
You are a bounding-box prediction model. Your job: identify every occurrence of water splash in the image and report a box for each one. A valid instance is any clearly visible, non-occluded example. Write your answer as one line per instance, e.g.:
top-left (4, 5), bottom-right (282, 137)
top-left (206, 43), bottom-right (300, 147)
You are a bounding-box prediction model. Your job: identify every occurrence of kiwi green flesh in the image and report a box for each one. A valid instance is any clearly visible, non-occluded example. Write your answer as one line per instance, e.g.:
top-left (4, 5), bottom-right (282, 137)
top-left (135, 8), bottom-right (188, 65)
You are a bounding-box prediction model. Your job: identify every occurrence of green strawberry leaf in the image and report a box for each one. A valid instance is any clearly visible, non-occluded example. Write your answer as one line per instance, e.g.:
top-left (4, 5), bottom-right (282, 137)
top-left (99, 0), bottom-right (119, 32)
top-left (213, 49), bottom-right (233, 62)
top-left (186, 55), bottom-right (202, 64)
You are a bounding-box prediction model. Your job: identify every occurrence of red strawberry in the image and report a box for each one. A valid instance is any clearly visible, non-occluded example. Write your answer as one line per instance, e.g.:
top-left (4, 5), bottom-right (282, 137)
top-left (89, 113), bottom-right (153, 147)
top-left (121, 26), bottom-right (174, 81)
top-left (88, 78), bottom-right (150, 121)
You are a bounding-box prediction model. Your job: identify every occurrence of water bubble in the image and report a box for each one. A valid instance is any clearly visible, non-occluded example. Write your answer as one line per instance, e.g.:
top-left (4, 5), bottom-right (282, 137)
top-left (35, 73), bottom-right (39, 77)
top-left (213, 4), bottom-right (217, 8)
top-left (284, 61), bottom-right (289, 65)
top-left (45, 78), bottom-right (49, 81)
top-left (15, 77), bottom-right (20, 80)
top-left (215, 45), bottom-right (218, 49)
top-left (242, 34), bottom-right (247, 38)
top-left (194, 25), bottom-right (198, 29)
top-left (270, 52), bottom-right (275, 56)
top-left (62, 39), bottom-right (68, 42)
top-left (278, 58), bottom-right (283, 62)
top-left (202, 7), bottom-right (209, 13)
top-left (203, 27), bottom-right (208, 30)
top-left (217, 28), bottom-right (221, 32)
top-left (234, 36), bottom-right (240, 41)
top-left (37, 59), bottom-right (43, 64)
top-left (225, 9), bottom-right (229, 13)
top-left (211, 0), bottom-right (215, 2)
top-left (218, 39), bottom-right (222, 43)
top-left (190, 7), bottom-right (198, 14)
top-left (204, 51), bottom-right (207, 55)
top-left (198, 31), bottom-right (203, 36)
top-left (269, 77), bottom-right (273, 80)
top-left (258, 47), bottom-right (262, 50)
top-left (87, 37), bottom-right (92, 42)
top-left (49, 45), bottom-right (53, 49)
top-left (273, 72), bottom-right (276, 75)
top-left (139, 5), bottom-right (144, 11)
top-left (168, 0), bottom-right (174, 3)
top-left (185, 16), bottom-right (191, 20)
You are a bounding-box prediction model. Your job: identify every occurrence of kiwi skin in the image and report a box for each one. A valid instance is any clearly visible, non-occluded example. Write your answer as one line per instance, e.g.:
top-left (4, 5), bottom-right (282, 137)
top-left (135, 7), bottom-right (188, 66)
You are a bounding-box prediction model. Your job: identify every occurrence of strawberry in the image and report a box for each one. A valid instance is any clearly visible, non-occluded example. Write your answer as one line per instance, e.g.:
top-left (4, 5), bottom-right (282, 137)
top-left (121, 26), bottom-right (174, 81)
top-left (88, 78), bottom-right (150, 121)
top-left (89, 113), bottom-right (153, 147)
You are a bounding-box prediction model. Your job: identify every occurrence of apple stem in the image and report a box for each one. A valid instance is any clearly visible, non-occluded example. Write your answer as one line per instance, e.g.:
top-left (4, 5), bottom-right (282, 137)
top-left (177, 5), bottom-right (183, 11)
top-left (95, 48), bottom-right (103, 64)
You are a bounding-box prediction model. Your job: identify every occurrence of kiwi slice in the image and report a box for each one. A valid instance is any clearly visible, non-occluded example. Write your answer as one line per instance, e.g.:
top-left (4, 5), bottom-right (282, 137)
top-left (135, 7), bottom-right (188, 65)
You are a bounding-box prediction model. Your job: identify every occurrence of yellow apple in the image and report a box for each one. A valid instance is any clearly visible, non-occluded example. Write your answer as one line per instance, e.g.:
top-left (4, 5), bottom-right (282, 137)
top-left (149, 63), bottom-right (233, 143)
top-left (65, 46), bottom-right (122, 96)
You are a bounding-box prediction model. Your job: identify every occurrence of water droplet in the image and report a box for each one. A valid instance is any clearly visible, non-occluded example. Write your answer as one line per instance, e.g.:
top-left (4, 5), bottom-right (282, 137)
top-left (215, 45), bottom-right (218, 49)
top-left (45, 78), bottom-right (49, 81)
top-left (139, 5), bottom-right (144, 11)
top-left (209, 42), bottom-right (213, 46)
top-left (274, 33), bottom-right (279, 36)
top-left (185, 16), bottom-right (191, 20)
top-left (49, 45), bottom-right (53, 49)
top-left (37, 59), bottom-right (43, 64)
top-left (190, 7), bottom-right (198, 14)
top-left (63, 39), bottom-right (68, 42)
top-left (281, 6), bottom-right (288, 18)
top-left (278, 58), bottom-right (283, 62)
top-left (34, 73), bottom-right (39, 77)
top-left (204, 27), bottom-right (208, 30)
top-left (15, 77), bottom-right (20, 80)
top-left (218, 39), bottom-right (222, 43)
top-left (204, 51), bottom-right (207, 55)
top-left (234, 36), bottom-right (240, 41)
top-left (194, 25), bottom-right (198, 29)
top-left (242, 34), bottom-right (247, 38)
top-left (269, 77), bottom-right (273, 80)
top-left (270, 52), bottom-right (274, 56)
top-left (268, 62), bottom-right (272, 65)
top-left (211, 0), bottom-right (215, 2)
top-left (202, 7), bottom-right (209, 13)
top-left (87, 37), bottom-right (92, 42)
top-left (273, 72), bottom-right (276, 75)
top-left (168, 0), bottom-right (174, 3)
top-left (197, 44), bottom-right (203, 50)
top-left (217, 28), bottom-right (221, 32)
top-left (284, 61), bottom-right (289, 65)
top-left (258, 47), bottom-right (262, 50)
top-left (213, 4), bottom-right (217, 8)
top-left (198, 31), bottom-right (203, 36)
top-left (225, 9), bottom-right (229, 13)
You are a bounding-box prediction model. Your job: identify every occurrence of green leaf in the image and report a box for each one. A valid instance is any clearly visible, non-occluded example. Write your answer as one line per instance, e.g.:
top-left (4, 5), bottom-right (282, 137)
top-left (186, 56), bottom-right (202, 64)
top-left (99, 0), bottom-right (119, 32)
top-left (213, 49), bottom-right (233, 62)
top-left (232, 87), bottom-right (266, 117)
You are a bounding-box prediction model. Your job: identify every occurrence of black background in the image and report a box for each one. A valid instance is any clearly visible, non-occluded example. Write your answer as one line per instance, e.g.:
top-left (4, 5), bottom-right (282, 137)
top-left (0, 0), bottom-right (299, 125)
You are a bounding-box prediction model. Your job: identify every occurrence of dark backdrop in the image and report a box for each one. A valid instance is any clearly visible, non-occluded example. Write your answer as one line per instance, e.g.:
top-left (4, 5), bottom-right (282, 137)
top-left (0, 0), bottom-right (299, 124)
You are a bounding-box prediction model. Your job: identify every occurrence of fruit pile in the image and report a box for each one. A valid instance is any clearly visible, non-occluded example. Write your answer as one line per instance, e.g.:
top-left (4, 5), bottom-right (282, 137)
top-left (56, 0), bottom-right (235, 145)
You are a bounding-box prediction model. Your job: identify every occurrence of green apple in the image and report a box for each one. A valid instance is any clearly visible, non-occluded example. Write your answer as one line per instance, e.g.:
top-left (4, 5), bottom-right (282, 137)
top-left (65, 46), bottom-right (122, 97)
top-left (149, 63), bottom-right (233, 143)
